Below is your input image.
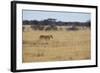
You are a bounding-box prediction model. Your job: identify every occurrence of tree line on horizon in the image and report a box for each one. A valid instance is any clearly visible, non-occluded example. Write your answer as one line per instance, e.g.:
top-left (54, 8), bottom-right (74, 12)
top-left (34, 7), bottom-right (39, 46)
top-left (22, 18), bottom-right (91, 31)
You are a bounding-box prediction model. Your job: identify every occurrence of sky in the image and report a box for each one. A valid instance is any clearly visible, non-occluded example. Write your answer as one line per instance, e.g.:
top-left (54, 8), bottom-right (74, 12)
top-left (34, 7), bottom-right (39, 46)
top-left (23, 10), bottom-right (91, 22)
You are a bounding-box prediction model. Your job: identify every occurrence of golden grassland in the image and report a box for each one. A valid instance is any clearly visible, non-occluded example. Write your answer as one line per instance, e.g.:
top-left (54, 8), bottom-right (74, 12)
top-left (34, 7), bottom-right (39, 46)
top-left (22, 27), bottom-right (91, 63)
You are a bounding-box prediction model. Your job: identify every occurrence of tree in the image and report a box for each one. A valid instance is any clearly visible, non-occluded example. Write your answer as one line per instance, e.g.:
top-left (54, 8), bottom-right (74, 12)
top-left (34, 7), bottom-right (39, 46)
top-left (85, 20), bottom-right (91, 28)
top-left (23, 20), bottom-right (29, 25)
top-left (30, 20), bottom-right (39, 25)
top-left (42, 18), bottom-right (57, 25)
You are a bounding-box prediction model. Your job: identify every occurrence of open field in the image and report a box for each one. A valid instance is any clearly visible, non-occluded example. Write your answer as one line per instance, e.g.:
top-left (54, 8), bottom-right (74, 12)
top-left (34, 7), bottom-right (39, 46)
top-left (22, 27), bottom-right (91, 63)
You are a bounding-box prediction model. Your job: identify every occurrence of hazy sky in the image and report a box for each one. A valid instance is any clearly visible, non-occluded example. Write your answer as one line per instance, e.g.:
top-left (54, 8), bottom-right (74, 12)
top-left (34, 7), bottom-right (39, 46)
top-left (23, 10), bottom-right (91, 22)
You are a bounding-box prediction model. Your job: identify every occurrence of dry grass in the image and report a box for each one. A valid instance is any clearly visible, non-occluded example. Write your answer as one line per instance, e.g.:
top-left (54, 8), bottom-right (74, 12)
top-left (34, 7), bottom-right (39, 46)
top-left (22, 27), bottom-right (91, 63)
